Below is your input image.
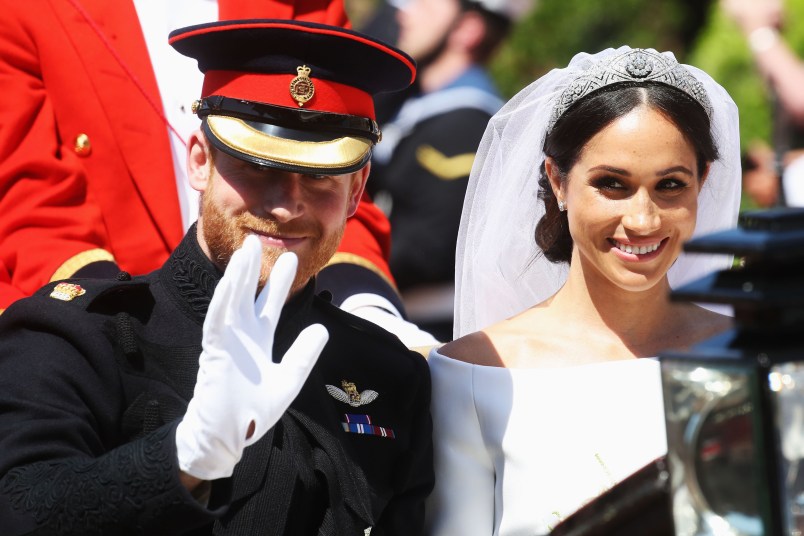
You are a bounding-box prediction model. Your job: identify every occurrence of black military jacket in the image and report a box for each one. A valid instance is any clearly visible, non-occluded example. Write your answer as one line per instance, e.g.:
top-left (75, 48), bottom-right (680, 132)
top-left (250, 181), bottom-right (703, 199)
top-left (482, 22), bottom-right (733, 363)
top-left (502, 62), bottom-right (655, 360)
top-left (0, 229), bottom-right (433, 535)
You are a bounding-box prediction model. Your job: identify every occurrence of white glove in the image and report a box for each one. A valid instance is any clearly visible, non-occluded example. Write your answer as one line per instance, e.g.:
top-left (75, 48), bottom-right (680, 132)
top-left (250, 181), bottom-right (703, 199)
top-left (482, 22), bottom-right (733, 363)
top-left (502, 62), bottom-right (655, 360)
top-left (175, 235), bottom-right (329, 480)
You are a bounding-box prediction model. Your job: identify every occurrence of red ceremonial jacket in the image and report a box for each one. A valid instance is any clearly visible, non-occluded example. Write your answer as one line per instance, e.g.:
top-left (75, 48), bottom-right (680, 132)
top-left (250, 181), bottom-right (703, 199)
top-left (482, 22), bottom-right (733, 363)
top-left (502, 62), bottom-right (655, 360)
top-left (0, 0), bottom-right (395, 312)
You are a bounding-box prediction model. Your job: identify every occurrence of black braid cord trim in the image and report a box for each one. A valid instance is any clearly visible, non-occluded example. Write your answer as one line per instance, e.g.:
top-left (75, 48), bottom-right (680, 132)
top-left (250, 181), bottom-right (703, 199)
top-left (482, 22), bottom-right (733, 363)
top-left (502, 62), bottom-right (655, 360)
top-left (0, 425), bottom-right (214, 535)
top-left (161, 224), bottom-right (222, 325)
top-left (169, 244), bottom-right (217, 320)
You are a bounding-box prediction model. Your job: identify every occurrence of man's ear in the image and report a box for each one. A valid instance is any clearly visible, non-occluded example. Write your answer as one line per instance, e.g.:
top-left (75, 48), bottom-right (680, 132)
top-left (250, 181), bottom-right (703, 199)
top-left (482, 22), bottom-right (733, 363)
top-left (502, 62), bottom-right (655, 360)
top-left (544, 157), bottom-right (565, 204)
top-left (187, 130), bottom-right (212, 193)
top-left (346, 162), bottom-right (370, 217)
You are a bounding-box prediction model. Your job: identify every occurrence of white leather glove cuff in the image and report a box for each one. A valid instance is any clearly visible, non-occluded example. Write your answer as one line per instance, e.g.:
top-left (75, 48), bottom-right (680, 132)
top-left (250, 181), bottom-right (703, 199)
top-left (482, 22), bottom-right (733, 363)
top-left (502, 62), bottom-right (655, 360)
top-left (175, 398), bottom-right (244, 480)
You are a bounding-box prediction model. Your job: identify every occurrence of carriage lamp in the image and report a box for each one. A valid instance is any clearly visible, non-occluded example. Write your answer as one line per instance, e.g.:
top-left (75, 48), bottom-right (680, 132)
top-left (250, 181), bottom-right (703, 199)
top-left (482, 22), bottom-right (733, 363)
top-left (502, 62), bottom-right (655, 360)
top-left (660, 208), bottom-right (804, 536)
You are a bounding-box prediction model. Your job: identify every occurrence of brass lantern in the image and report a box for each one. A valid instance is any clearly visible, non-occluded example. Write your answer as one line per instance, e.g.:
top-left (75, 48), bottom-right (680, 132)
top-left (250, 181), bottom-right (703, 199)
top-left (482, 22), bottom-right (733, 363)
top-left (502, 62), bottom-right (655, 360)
top-left (660, 208), bottom-right (804, 536)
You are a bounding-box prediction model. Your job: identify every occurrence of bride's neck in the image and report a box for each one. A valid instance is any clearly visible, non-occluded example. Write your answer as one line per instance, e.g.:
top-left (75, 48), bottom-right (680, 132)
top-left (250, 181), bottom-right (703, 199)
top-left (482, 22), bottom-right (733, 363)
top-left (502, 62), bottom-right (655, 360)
top-left (555, 262), bottom-right (679, 344)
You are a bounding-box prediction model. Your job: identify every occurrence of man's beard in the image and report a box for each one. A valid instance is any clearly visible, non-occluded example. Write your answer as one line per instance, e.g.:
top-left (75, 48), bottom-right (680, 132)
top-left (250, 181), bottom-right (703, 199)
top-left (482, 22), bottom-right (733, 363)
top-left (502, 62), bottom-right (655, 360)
top-left (200, 188), bottom-right (344, 291)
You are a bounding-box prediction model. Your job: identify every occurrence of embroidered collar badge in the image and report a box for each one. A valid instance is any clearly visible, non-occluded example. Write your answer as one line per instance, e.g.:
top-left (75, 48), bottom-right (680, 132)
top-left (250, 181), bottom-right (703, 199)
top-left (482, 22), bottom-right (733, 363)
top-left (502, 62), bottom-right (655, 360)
top-left (49, 283), bottom-right (86, 301)
top-left (326, 380), bottom-right (379, 407)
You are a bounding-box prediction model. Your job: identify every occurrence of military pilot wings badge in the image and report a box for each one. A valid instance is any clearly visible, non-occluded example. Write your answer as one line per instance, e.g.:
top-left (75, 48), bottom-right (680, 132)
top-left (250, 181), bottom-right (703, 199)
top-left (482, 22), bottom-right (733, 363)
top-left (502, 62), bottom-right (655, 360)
top-left (326, 380), bottom-right (379, 407)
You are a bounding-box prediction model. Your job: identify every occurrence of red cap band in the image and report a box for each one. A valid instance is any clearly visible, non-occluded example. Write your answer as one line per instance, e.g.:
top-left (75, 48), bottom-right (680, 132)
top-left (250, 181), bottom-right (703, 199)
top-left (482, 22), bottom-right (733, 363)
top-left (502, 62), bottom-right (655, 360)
top-left (202, 70), bottom-right (376, 119)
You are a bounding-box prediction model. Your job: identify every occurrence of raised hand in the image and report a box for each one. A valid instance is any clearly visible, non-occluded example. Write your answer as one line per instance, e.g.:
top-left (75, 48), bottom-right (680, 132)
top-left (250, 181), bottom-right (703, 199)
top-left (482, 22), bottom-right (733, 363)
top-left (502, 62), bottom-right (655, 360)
top-left (175, 235), bottom-right (329, 480)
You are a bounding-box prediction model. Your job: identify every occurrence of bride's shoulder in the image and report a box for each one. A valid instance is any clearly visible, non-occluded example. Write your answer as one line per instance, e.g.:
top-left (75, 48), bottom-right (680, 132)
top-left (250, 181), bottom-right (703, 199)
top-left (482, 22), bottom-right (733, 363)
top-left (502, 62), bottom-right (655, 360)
top-left (437, 330), bottom-right (503, 367)
top-left (437, 311), bottom-right (553, 367)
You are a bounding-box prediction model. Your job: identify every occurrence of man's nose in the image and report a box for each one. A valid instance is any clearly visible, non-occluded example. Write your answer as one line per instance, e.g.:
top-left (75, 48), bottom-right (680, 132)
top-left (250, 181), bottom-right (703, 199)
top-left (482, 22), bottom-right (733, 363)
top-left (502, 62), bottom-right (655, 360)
top-left (263, 173), bottom-right (304, 222)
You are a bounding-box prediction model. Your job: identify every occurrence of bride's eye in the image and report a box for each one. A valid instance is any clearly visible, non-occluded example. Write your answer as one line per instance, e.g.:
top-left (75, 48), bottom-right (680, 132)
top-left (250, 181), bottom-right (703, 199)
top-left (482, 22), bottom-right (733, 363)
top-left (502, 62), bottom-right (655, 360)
top-left (590, 176), bottom-right (625, 191)
top-left (657, 177), bottom-right (690, 191)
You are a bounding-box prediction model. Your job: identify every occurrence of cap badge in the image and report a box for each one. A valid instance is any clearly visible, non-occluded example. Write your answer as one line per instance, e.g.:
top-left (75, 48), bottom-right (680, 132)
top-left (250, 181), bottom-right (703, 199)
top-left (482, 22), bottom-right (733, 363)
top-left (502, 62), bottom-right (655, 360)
top-left (50, 283), bottom-right (86, 301)
top-left (326, 380), bottom-right (378, 407)
top-left (289, 65), bottom-right (315, 107)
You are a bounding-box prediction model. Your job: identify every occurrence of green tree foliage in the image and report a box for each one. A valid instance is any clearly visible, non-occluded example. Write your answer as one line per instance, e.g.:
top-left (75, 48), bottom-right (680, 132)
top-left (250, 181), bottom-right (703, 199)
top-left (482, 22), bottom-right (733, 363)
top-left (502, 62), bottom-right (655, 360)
top-left (491, 0), bottom-right (713, 98)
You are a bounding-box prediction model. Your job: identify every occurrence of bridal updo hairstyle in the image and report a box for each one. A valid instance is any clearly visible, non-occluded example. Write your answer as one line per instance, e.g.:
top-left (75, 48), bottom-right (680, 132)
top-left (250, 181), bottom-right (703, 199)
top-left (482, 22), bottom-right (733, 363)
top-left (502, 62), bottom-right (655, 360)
top-left (535, 82), bottom-right (719, 264)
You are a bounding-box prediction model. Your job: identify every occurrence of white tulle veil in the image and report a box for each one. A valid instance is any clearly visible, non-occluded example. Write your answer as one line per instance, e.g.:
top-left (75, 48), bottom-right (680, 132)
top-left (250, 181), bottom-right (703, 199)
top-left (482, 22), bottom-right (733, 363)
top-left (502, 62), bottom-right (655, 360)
top-left (453, 46), bottom-right (742, 338)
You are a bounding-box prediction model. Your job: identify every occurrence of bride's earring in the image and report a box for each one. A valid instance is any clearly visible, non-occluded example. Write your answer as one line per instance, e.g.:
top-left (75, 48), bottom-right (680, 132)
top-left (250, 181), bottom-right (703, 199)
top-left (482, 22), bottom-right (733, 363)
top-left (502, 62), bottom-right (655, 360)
top-left (557, 199), bottom-right (566, 212)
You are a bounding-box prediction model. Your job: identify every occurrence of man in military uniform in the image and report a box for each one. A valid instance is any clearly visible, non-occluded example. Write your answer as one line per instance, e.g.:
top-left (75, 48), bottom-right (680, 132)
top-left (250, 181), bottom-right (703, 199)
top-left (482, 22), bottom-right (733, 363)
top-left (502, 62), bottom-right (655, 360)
top-left (0, 19), bottom-right (433, 535)
top-left (0, 0), bottom-right (440, 350)
top-left (366, 0), bottom-right (532, 341)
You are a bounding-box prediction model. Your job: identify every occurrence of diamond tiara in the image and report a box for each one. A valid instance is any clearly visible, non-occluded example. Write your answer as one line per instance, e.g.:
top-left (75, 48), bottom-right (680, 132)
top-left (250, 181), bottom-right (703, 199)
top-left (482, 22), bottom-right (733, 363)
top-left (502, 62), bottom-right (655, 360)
top-left (547, 48), bottom-right (713, 133)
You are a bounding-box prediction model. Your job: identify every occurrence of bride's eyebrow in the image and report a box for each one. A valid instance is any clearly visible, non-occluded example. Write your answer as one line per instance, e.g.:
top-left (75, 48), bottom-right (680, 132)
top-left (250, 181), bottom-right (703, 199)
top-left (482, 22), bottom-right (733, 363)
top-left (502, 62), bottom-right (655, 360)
top-left (657, 165), bottom-right (693, 177)
top-left (586, 165), bottom-right (694, 177)
top-left (587, 165), bottom-right (628, 175)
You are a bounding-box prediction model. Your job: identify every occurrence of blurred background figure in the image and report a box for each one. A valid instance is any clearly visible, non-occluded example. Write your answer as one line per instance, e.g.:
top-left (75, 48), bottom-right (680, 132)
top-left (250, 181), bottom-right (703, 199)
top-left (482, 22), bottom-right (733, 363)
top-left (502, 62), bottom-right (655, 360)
top-left (361, 0), bottom-right (534, 341)
top-left (705, 0), bottom-right (804, 207)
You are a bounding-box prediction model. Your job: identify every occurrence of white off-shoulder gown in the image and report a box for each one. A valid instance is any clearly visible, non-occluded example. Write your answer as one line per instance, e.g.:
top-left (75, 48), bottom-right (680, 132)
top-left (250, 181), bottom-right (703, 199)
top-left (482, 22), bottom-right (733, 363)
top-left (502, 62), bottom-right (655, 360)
top-left (425, 349), bottom-right (667, 536)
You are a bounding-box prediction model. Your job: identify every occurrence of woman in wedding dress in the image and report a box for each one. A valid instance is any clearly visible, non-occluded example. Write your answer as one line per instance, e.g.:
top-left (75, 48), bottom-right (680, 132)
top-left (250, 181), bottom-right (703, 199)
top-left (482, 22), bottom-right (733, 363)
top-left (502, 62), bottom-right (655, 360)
top-left (425, 47), bottom-right (742, 535)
